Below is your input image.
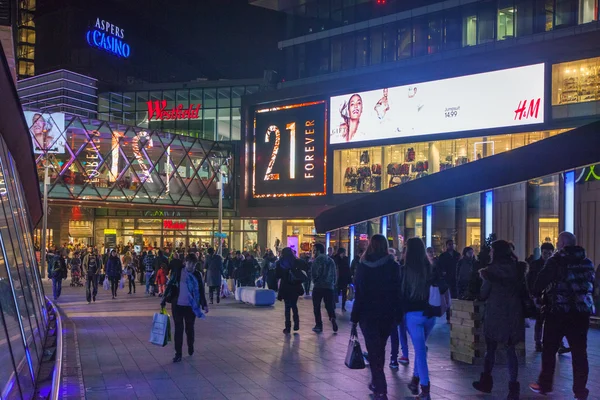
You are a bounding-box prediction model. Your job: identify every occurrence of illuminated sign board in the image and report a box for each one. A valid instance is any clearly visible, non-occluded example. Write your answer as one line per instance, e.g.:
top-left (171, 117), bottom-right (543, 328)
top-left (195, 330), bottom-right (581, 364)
top-left (86, 18), bottom-right (130, 58)
top-left (147, 101), bottom-right (202, 121)
top-left (253, 101), bottom-right (327, 198)
top-left (329, 63), bottom-right (545, 145)
top-left (163, 220), bottom-right (187, 230)
top-left (25, 111), bottom-right (66, 154)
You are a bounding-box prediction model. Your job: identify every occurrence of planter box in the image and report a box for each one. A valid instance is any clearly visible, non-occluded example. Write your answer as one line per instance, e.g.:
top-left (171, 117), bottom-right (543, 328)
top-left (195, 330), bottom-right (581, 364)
top-left (450, 299), bottom-right (525, 365)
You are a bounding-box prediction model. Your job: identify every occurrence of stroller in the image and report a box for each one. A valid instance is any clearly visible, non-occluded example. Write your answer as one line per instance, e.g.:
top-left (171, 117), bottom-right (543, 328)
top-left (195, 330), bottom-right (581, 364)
top-left (70, 269), bottom-right (84, 287)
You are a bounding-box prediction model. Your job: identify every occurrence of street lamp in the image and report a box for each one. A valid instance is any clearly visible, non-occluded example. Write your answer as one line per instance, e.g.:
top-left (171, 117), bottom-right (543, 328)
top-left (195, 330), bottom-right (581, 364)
top-left (212, 153), bottom-right (230, 257)
top-left (40, 156), bottom-right (54, 279)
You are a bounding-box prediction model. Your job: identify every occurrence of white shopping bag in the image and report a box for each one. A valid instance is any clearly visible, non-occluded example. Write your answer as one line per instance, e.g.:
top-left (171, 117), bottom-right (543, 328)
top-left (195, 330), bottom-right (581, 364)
top-left (119, 277), bottom-right (125, 289)
top-left (221, 278), bottom-right (231, 298)
top-left (103, 277), bottom-right (110, 291)
top-left (149, 310), bottom-right (170, 347)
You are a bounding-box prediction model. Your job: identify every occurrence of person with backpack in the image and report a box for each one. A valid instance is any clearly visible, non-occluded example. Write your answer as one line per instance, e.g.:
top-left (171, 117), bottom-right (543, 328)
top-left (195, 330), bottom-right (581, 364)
top-left (144, 250), bottom-right (156, 295)
top-left (275, 247), bottom-right (306, 334)
top-left (51, 248), bottom-right (68, 301)
top-left (401, 237), bottom-right (448, 400)
top-left (350, 235), bottom-right (400, 399)
top-left (472, 240), bottom-right (526, 400)
top-left (106, 249), bottom-right (123, 299)
top-left (83, 248), bottom-right (102, 303)
top-left (311, 243), bottom-right (338, 333)
top-left (205, 248), bottom-right (224, 304)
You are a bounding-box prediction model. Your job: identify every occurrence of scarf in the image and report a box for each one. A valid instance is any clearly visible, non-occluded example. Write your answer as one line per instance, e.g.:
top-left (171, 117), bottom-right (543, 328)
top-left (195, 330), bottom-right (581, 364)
top-left (186, 272), bottom-right (206, 320)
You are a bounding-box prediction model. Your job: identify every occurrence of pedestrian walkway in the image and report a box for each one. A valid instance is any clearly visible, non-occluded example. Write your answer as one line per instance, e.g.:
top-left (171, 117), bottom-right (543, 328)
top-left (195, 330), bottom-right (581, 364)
top-left (49, 282), bottom-right (600, 400)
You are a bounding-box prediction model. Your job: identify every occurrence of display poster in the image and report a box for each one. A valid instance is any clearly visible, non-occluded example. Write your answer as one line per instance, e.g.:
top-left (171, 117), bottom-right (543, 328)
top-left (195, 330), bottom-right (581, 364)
top-left (253, 101), bottom-right (327, 198)
top-left (329, 63), bottom-right (545, 145)
top-left (25, 111), bottom-right (66, 154)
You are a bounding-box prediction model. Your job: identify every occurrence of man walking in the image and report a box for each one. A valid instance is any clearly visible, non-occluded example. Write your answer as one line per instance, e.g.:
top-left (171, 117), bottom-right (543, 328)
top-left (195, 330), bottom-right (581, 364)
top-left (526, 242), bottom-right (554, 352)
top-left (311, 243), bottom-right (338, 333)
top-left (529, 232), bottom-right (595, 400)
top-left (438, 239), bottom-right (460, 299)
top-left (144, 250), bottom-right (156, 295)
top-left (83, 248), bottom-right (102, 303)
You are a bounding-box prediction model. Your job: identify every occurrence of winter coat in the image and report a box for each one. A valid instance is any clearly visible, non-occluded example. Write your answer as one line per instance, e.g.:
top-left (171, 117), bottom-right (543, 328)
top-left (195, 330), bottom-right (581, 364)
top-left (311, 254), bottom-right (337, 290)
top-left (161, 265), bottom-right (207, 309)
top-left (456, 257), bottom-right (476, 297)
top-left (205, 254), bottom-right (224, 287)
top-left (351, 254), bottom-right (400, 324)
top-left (82, 253), bottom-right (102, 276)
top-left (438, 250), bottom-right (460, 298)
top-left (275, 257), bottom-right (306, 301)
top-left (333, 255), bottom-right (352, 286)
top-left (105, 256), bottom-right (123, 278)
top-left (479, 260), bottom-right (526, 345)
top-left (144, 254), bottom-right (156, 273)
top-left (156, 268), bottom-right (168, 285)
top-left (526, 257), bottom-right (546, 297)
top-left (533, 246), bottom-right (595, 315)
top-left (238, 259), bottom-right (258, 286)
top-left (51, 256), bottom-right (68, 280)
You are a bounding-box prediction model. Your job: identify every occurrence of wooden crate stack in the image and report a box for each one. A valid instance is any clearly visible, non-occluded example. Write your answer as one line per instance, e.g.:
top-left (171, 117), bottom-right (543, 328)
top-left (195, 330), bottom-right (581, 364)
top-left (450, 299), bottom-right (525, 365)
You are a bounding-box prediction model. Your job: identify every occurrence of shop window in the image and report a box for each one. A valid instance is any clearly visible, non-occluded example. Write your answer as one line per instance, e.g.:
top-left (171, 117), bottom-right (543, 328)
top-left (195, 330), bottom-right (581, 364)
top-left (405, 207), bottom-right (423, 240)
top-left (527, 175), bottom-right (559, 256)
top-left (478, 1), bottom-right (496, 43)
top-left (397, 21), bottom-right (412, 60)
top-left (370, 27), bottom-right (382, 65)
top-left (444, 8), bottom-right (462, 50)
top-left (552, 57), bottom-right (600, 105)
top-left (204, 88), bottom-right (217, 109)
top-left (428, 13), bottom-right (443, 54)
top-left (498, 0), bottom-right (516, 39)
top-left (382, 24), bottom-right (396, 62)
top-left (335, 147), bottom-right (383, 193)
top-left (555, 0), bottom-right (577, 27)
top-left (516, 0), bottom-right (535, 36)
top-left (412, 17), bottom-right (427, 57)
top-left (579, 0), bottom-right (598, 23)
top-left (331, 36), bottom-right (343, 72)
top-left (231, 108), bottom-right (241, 141)
top-left (534, 0), bottom-right (554, 31)
top-left (341, 34), bottom-right (355, 70)
top-left (319, 38), bottom-right (331, 74)
top-left (355, 31), bottom-right (369, 68)
top-left (462, 8), bottom-right (478, 46)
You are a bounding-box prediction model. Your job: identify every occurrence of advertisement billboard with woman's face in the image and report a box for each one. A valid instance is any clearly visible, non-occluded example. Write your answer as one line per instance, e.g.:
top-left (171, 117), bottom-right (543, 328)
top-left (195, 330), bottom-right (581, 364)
top-left (329, 63), bottom-right (545, 145)
top-left (25, 111), bottom-right (66, 154)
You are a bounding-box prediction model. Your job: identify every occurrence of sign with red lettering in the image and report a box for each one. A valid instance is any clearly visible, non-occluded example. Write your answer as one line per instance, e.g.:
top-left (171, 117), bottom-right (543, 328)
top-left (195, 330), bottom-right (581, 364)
top-left (329, 63), bottom-right (545, 145)
top-left (147, 100), bottom-right (201, 121)
top-left (163, 220), bottom-right (187, 230)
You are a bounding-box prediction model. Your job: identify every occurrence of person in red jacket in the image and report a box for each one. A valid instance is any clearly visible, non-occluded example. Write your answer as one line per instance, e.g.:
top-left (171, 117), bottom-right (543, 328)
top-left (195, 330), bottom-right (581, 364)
top-left (156, 263), bottom-right (168, 297)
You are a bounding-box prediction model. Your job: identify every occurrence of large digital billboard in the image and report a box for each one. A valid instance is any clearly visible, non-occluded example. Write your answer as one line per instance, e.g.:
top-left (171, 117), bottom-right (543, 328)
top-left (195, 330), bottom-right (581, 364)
top-left (25, 111), bottom-right (66, 154)
top-left (253, 101), bottom-right (327, 198)
top-left (330, 63), bottom-right (545, 145)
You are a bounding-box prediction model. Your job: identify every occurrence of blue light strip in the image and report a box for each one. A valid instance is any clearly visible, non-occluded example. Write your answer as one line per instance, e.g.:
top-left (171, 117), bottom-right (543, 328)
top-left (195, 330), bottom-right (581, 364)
top-left (349, 226), bottom-right (355, 261)
top-left (381, 216), bottom-right (388, 235)
top-left (485, 191), bottom-right (493, 239)
top-left (425, 205), bottom-right (432, 248)
top-left (326, 232), bottom-right (330, 253)
top-left (565, 171), bottom-right (575, 233)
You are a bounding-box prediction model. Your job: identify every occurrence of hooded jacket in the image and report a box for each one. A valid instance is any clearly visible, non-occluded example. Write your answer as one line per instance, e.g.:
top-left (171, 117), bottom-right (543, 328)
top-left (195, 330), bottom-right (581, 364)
top-left (351, 254), bottom-right (400, 323)
top-left (105, 255), bottom-right (123, 278)
top-left (311, 254), bottom-right (337, 290)
top-left (533, 246), bottom-right (595, 315)
top-left (479, 260), bottom-right (526, 344)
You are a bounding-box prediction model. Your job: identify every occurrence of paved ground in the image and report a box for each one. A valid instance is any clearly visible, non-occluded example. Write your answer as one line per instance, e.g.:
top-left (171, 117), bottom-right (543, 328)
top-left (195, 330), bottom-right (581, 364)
top-left (48, 281), bottom-right (600, 400)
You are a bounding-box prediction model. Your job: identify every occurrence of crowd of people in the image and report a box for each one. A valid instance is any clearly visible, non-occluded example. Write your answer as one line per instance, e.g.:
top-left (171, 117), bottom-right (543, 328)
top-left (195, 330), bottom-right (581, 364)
top-left (44, 231), bottom-right (598, 400)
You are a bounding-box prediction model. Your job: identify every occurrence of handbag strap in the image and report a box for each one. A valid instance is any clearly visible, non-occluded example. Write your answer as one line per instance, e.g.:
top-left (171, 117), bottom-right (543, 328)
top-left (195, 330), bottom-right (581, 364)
top-left (350, 323), bottom-right (358, 339)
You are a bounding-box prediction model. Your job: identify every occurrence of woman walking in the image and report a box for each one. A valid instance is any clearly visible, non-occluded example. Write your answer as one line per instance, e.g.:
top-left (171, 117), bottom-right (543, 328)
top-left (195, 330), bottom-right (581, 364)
top-left (472, 240), bottom-right (525, 399)
top-left (123, 253), bottom-right (137, 294)
top-left (105, 249), bottom-right (123, 299)
top-left (161, 253), bottom-right (208, 363)
top-left (333, 248), bottom-right (352, 312)
top-left (350, 234), bottom-right (400, 400)
top-left (275, 247), bottom-right (305, 334)
top-left (402, 237), bottom-right (447, 400)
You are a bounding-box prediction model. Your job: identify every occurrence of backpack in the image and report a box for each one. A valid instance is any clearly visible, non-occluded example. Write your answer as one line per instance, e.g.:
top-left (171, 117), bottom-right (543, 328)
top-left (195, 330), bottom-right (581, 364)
top-left (87, 255), bottom-right (99, 275)
top-left (51, 257), bottom-right (63, 279)
top-left (288, 263), bottom-right (306, 285)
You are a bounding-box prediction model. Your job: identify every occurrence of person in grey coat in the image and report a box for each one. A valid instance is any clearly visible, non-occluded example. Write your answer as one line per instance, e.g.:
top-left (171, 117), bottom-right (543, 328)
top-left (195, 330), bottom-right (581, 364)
top-left (205, 248), bottom-right (223, 304)
top-left (472, 240), bottom-right (526, 400)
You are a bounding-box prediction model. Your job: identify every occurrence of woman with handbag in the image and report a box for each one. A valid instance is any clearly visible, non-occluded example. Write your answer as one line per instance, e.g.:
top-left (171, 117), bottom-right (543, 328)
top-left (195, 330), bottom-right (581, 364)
top-left (401, 237), bottom-right (447, 400)
top-left (350, 234), bottom-right (400, 400)
top-left (472, 240), bottom-right (526, 400)
top-left (105, 249), bottom-right (123, 300)
top-left (275, 247), bottom-right (305, 334)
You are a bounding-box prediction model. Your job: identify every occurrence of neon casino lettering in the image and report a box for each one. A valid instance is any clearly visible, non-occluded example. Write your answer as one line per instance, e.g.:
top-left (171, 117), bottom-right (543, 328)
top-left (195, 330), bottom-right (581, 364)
top-left (86, 18), bottom-right (130, 58)
top-left (132, 131), bottom-right (153, 183)
top-left (304, 120), bottom-right (315, 179)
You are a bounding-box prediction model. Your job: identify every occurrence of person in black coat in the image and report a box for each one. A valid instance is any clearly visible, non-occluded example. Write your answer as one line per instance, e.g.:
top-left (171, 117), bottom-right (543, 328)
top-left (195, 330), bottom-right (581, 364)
top-left (438, 239), bottom-right (460, 299)
top-left (526, 242), bottom-right (555, 352)
top-left (333, 248), bottom-right (352, 312)
top-left (351, 234), bottom-right (400, 399)
top-left (275, 247), bottom-right (306, 334)
top-left (105, 249), bottom-right (123, 299)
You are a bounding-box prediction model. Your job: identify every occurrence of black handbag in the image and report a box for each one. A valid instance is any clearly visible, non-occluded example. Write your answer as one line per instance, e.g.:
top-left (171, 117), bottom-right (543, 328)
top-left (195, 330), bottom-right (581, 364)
top-left (345, 324), bottom-right (366, 370)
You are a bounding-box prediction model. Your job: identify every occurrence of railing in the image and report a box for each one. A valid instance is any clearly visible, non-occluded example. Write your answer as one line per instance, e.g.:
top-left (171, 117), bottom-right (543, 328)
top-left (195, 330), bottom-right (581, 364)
top-left (46, 296), bottom-right (63, 400)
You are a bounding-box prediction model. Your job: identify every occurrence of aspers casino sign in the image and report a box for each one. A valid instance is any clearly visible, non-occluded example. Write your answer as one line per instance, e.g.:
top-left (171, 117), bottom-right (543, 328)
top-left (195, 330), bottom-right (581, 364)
top-left (86, 18), bottom-right (131, 58)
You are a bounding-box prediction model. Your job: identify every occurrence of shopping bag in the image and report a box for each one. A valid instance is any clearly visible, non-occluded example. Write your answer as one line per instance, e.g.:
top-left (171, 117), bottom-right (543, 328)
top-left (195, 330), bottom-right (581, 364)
top-left (149, 308), bottom-right (170, 347)
top-left (119, 277), bottom-right (125, 289)
top-left (345, 323), bottom-right (366, 369)
top-left (227, 278), bottom-right (235, 292)
top-left (221, 278), bottom-right (231, 298)
top-left (347, 284), bottom-right (355, 301)
top-left (103, 277), bottom-right (110, 291)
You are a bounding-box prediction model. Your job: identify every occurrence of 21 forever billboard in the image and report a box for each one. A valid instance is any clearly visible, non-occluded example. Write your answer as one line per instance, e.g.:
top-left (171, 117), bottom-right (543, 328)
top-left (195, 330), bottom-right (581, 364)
top-left (253, 101), bottom-right (327, 198)
top-left (329, 63), bottom-right (545, 145)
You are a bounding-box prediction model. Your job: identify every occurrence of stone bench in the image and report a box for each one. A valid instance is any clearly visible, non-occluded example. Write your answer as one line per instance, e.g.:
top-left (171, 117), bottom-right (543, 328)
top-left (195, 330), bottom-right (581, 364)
top-left (235, 286), bottom-right (276, 306)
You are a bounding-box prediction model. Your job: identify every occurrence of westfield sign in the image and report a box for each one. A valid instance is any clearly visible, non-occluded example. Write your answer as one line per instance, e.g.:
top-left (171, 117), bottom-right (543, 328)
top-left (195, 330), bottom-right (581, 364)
top-left (147, 100), bottom-right (202, 121)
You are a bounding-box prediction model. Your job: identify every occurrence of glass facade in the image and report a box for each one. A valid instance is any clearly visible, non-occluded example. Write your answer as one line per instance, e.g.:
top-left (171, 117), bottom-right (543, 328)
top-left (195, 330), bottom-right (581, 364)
top-left (283, 0), bottom-right (598, 80)
top-left (97, 83), bottom-right (261, 140)
top-left (0, 134), bottom-right (48, 399)
top-left (28, 113), bottom-right (235, 209)
top-left (552, 56), bottom-right (600, 105)
top-left (333, 129), bottom-right (569, 194)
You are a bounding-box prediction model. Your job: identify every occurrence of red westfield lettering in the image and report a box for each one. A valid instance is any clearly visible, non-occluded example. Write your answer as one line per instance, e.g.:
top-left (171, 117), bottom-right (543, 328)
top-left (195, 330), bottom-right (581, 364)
top-left (514, 98), bottom-right (541, 120)
top-left (163, 220), bottom-right (187, 230)
top-left (147, 100), bottom-right (201, 120)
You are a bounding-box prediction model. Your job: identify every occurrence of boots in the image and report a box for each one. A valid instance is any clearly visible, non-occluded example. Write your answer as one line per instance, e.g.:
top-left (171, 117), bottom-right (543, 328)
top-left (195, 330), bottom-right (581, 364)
top-left (408, 376), bottom-right (420, 395)
top-left (507, 382), bottom-right (520, 400)
top-left (293, 315), bottom-right (300, 331)
top-left (473, 372), bottom-right (494, 393)
top-left (209, 292), bottom-right (214, 305)
top-left (283, 321), bottom-right (291, 334)
top-left (415, 384), bottom-right (430, 399)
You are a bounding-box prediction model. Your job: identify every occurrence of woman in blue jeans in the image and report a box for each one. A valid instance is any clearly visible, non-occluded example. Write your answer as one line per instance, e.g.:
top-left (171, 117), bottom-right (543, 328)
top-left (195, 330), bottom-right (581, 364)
top-left (400, 237), bottom-right (446, 400)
